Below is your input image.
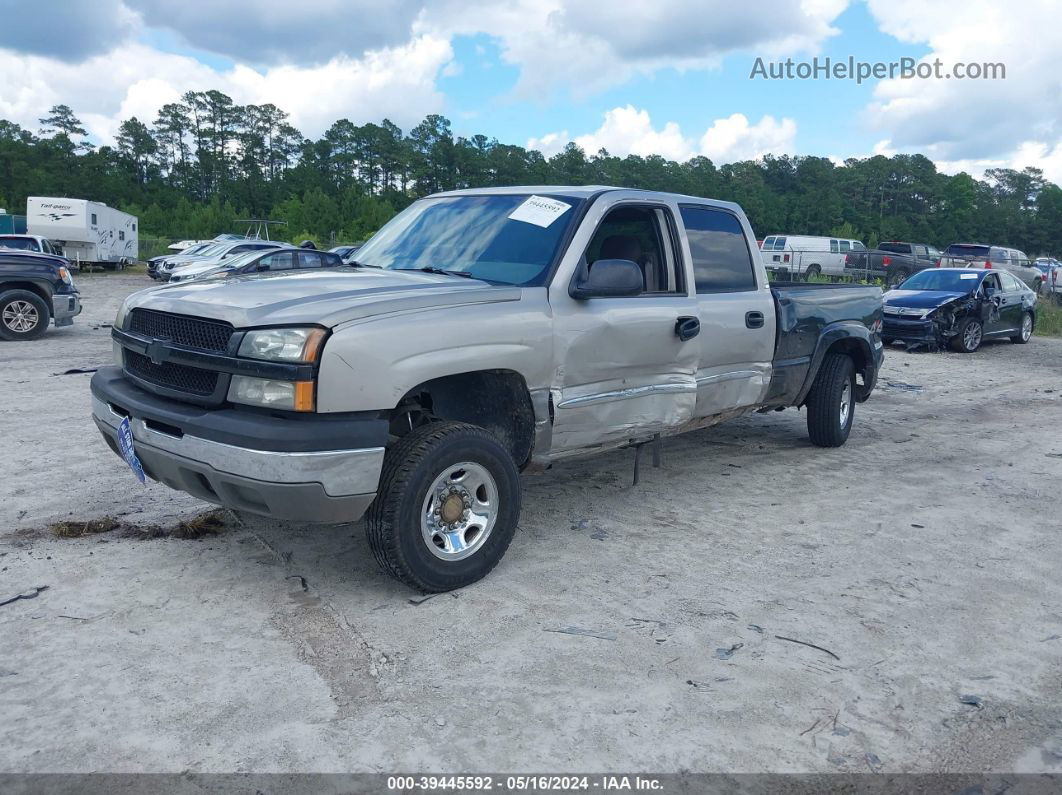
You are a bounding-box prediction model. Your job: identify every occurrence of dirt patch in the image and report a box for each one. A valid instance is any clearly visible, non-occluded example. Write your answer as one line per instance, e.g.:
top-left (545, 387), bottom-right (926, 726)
top-left (49, 509), bottom-right (233, 540)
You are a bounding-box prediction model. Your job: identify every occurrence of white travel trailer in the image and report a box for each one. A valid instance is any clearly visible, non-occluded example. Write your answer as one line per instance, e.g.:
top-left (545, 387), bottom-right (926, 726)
top-left (26, 197), bottom-right (138, 268)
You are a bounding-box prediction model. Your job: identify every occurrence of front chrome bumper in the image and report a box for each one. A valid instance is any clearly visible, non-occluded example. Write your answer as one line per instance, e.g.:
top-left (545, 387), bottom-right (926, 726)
top-left (52, 292), bottom-right (82, 327)
top-left (92, 395), bottom-right (383, 523)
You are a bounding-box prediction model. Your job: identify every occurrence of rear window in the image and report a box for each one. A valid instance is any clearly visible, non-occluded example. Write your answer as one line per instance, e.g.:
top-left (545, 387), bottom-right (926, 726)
top-left (681, 206), bottom-right (757, 293)
top-left (945, 244), bottom-right (991, 259)
top-left (879, 242), bottom-right (910, 254)
top-left (0, 237), bottom-right (39, 251)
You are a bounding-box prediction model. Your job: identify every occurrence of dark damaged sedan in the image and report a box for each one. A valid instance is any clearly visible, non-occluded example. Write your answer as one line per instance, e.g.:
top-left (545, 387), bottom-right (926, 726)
top-left (882, 268), bottom-right (1036, 352)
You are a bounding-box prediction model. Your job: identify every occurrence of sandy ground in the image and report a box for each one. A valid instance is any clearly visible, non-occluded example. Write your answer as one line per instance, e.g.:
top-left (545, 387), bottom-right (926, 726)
top-left (2, 272), bottom-right (1062, 774)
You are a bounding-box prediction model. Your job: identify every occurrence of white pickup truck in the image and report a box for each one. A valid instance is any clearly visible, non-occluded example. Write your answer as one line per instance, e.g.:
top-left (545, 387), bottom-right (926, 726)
top-left (92, 186), bottom-right (884, 591)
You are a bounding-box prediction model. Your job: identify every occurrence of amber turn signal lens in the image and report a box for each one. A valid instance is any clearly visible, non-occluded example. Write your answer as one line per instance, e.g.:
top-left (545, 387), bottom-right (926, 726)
top-left (293, 381), bottom-right (315, 412)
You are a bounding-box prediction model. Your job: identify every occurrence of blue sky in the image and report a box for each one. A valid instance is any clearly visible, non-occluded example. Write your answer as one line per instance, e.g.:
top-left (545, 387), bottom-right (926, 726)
top-left (1, 0), bottom-right (1058, 180)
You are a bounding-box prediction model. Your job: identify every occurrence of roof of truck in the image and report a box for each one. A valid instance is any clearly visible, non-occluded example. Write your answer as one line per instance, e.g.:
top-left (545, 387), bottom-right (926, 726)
top-left (431, 185), bottom-right (745, 211)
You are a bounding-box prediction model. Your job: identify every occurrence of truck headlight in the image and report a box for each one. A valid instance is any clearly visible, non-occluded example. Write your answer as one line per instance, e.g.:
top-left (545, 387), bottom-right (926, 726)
top-left (238, 327), bottom-right (325, 363)
top-left (114, 299), bottom-right (130, 329)
top-left (228, 376), bottom-right (315, 412)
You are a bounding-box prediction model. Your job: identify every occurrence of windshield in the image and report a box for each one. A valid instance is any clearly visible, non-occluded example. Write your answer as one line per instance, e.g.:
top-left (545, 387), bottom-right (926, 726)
top-left (0, 237), bottom-right (38, 251)
top-left (353, 194), bottom-right (584, 285)
top-left (218, 251), bottom-right (262, 270)
top-left (189, 243), bottom-right (226, 258)
top-left (897, 269), bottom-right (983, 291)
top-left (181, 243), bottom-right (209, 255)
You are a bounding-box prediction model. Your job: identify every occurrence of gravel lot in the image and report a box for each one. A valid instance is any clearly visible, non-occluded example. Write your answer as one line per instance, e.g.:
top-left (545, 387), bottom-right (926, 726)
top-left (2, 272), bottom-right (1062, 774)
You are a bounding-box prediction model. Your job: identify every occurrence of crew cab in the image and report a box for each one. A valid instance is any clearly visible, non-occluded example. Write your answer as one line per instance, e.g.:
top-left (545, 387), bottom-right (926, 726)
top-left (0, 250), bottom-right (82, 340)
top-left (91, 186), bottom-right (884, 591)
top-left (844, 241), bottom-right (941, 285)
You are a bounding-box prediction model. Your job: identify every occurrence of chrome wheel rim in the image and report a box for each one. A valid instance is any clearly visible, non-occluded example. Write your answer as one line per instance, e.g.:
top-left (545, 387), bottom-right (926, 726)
top-left (421, 461), bottom-right (498, 561)
top-left (2, 300), bottom-right (39, 333)
top-left (1021, 313), bottom-right (1032, 341)
top-left (839, 380), bottom-right (852, 429)
top-left (964, 322), bottom-right (982, 350)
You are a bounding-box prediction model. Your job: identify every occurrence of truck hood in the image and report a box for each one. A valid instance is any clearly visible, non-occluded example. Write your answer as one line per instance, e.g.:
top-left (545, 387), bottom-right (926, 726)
top-left (126, 268), bottom-right (522, 328)
top-left (883, 288), bottom-right (972, 309)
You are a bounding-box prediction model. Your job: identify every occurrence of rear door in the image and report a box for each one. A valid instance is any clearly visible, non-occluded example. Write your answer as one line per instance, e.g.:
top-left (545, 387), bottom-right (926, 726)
top-left (680, 204), bottom-right (774, 417)
top-left (996, 271), bottom-right (1025, 332)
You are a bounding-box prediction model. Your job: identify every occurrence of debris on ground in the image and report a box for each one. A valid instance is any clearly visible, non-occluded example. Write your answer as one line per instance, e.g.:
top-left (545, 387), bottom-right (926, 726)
top-left (49, 518), bottom-right (120, 538)
top-left (286, 575), bottom-right (309, 592)
top-left (959, 694), bottom-right (983, 707)
top-left (774, 635), bottom-right (840, 661)
top-left (886, 381), bottom-right (924, 392)
top-left (409, 593), bottom-right (440, 605)
top-left (715, 642), bottom-right (744, 660)
top-left (0, 585), bottom-right (49, 607)
top-left (544, 626), bottom-right (617, 641)
top-left (50, 510), bottom-right (229, 540)
top-left (52, 367), bottom-right (100, 376)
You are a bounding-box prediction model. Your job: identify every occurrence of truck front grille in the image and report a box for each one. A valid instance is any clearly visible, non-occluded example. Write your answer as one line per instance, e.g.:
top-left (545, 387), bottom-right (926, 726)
top-left (129, 309), bottom-right (233, 353)
top-left (125, 350), bottom-right (219, 396)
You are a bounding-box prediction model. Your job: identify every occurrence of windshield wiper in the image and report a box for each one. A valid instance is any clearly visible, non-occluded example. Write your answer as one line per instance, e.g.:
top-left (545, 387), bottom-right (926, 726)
top-left (418, 266), bottom-right (474, 278)
top-left (346, 260), bottom-right (381, 269)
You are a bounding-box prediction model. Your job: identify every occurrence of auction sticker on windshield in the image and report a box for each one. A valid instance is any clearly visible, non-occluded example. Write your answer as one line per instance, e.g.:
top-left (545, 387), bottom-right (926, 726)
top-left (116, 416), bottom-right (146, 484)
top-left (508, 195), bottom-right (571, 227)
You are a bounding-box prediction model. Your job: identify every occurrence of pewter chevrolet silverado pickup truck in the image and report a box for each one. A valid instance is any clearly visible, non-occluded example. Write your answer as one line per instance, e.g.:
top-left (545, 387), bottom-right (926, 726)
top-left (91, 187), bottom-right (884, 591)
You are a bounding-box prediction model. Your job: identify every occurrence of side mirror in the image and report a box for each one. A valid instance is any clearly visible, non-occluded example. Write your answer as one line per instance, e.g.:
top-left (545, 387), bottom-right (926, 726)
top-left (569, 258), bottom-right (643, 299)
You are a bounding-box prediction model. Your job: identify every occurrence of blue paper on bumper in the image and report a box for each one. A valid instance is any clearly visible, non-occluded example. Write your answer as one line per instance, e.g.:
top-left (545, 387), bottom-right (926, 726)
top-left (117, 416), bottom-right (146, 484)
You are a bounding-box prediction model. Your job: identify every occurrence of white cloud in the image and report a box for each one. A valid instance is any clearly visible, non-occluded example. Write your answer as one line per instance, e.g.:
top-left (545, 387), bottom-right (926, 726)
top-left (863, 0), bottom-right (1062, 181)
top-left (698, 113), bottom-right (797, 162)
top-left (0, 37), bottom-right (452, 143)
top-left (529, 107), bottom-right (797, 164)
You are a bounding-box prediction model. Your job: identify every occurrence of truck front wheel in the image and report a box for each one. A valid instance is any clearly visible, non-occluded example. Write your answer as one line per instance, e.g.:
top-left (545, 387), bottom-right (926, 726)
top-left (366, 421), bottom-right (521, 592)
top-left (806, 352), bottom-right (855, 447)
top-left (0, 289), bottom-right (50, 341)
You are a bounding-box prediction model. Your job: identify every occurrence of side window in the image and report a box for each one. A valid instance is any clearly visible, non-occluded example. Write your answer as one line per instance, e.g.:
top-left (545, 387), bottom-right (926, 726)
top-left (762, 237), bottom-right (774, 250)
top-left (852, 241), bottom-right (866, 251)
top-left (230, 245), bottom-right (250, 254)
top-left (298, 251), bottom-right (324, 269)
top-left (132, 223), bottom-right (137, 232)
top-left (585, 204), bottom-right (682, 294)
top-left (990, 248), bottom-right (1007, 263)
top-left (323, 252), bottom-right (342, 267)
top-left (773, 237), bottom-right (787, 251)
top-left (839, 240), bottom-right (851, 253)
top-left (257, 251), bottom-right (295, 272)
top-left (983, 274), bottom-right (1001, 293)
top-left (119, 230), bottom-right (125, 241)
top-left (829, 239), bottom-right (839, 253)
top-left (90, 213), bottom-right (97, 225)
top-left (680, 206), bottom-right (757, 294)
top-left (1001, 272), bottom-right (1023, 291)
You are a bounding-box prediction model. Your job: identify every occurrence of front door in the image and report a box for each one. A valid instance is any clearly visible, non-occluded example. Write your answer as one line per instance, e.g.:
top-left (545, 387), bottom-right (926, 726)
top-left (996, 271), bottom-right (1026, 333)
top-left (680, 205), bottom-right (775, 417)
top-left (549, 201), bottom-right (699, 452)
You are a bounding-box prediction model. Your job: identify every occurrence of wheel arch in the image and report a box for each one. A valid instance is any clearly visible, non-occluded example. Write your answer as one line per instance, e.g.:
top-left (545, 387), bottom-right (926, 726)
top-left (390, 369), bottom-right (538, 468)
top-left (797, 323), bottom-right (877, 406)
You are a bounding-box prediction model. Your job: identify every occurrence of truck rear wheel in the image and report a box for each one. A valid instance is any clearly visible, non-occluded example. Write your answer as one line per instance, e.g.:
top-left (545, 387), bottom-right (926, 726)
top-left (806, 352), bottom-right (855, 447)
top-left (0, 289), bottom-right (50, 341)
top-left (366, 421), bottom-right (521, 592)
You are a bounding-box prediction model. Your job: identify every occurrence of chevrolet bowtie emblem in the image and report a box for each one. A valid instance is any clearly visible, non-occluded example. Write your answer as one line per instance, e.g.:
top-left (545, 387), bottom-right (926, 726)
top-left (146, 338), bottom-right (171, 366)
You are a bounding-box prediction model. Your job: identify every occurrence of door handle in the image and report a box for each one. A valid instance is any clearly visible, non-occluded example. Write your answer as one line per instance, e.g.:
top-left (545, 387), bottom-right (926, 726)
top-left (675, 316), bottom-right (700, 341)
top-left (745, 310), bottom-right (765, 329)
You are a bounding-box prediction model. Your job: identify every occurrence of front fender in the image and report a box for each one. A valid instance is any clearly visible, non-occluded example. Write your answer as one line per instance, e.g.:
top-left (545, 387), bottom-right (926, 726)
top-left (795, 321), bottom-right (881, 405)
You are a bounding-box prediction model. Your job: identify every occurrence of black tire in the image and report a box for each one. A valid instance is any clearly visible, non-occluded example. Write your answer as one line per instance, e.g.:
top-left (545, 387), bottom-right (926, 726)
top-left (366, 421), bottom-right (521, 592)
top-left (0, 289), bottom-right (50, 341)
top-left (882, 337), bottom-right (896, 346)
top-left (1011, 311), bottom-right (1033, 344)
top-left (887, 268), bottom-right (910, 287)
top-left (1033, 278), bottom-right (1042, 295)
top-left (806, 352), bottom-right (855, 448)
top-left (950, 317), bottom-right (983, 352)
top-left (803, 264), bottom-right (821, 281)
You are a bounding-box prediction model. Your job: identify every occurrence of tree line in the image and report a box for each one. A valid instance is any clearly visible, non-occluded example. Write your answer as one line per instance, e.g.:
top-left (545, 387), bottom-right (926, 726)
top-left (1, 91), bottom-right (1060, 257)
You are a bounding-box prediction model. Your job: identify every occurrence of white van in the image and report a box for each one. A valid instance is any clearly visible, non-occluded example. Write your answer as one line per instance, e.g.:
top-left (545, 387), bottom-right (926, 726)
top-left (760, 235), bottom-right (866, 278)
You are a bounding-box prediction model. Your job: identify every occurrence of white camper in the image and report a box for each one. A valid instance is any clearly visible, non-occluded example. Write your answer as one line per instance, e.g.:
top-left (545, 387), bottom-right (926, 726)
top-left (27, 197), bottom-right (138, 268)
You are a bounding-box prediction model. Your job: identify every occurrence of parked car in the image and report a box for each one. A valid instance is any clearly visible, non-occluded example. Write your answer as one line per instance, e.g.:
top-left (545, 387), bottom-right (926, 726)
top-left (147, 241), bottom-right (216, 279)
top-left (329, 244), bottom-right (362, 260)
top-left (882, 268), bottom-right (1036, 352)
top-left (155, 240), bottom-right (286, 281)
top-left (844, 241), bottom-right (942, 285)
top-left (167, 247), bottom-right (342, 282)
top-left (760, 235), bottom-right (867, 279)
top-left (939, 244), bottom-right (1043, 291)
top-left (0, 250), bottom-right (82, 340)
top-left (92, 186), bottom-right (884, 592)
top-left (1033, 257), bottom-right (1061, 299)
